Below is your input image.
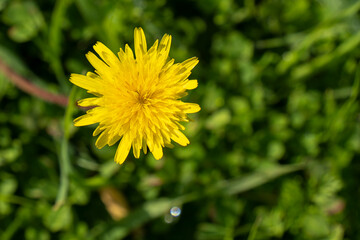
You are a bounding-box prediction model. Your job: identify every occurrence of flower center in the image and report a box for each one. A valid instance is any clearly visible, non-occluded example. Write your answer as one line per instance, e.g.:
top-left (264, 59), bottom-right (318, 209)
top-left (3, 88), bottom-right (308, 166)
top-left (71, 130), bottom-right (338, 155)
top-left (135, 91), bottom-right (149, 105)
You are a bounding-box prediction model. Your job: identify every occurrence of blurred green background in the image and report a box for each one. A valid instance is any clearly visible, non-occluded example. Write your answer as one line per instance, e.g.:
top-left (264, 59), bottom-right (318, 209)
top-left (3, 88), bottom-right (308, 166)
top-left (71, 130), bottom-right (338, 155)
top-left (1, 0), bottom-right (360, 239)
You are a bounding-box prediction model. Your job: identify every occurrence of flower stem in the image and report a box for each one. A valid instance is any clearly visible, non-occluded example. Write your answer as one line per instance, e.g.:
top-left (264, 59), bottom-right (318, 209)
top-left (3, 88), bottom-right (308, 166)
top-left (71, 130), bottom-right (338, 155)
top-left (54, 86), bottom-right (77, 209)
top-left (0, 58), bottom-right (68, 106)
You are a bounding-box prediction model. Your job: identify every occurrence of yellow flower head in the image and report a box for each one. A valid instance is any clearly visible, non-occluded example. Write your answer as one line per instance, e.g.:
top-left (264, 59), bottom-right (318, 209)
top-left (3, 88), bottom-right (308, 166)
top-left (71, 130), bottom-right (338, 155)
top-left (70, 28), bottom-right (200, 164)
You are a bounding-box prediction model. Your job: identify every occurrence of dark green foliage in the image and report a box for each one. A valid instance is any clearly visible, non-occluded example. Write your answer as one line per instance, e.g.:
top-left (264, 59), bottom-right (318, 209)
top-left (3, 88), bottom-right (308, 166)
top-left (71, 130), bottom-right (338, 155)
top-left (1, 0), bottom-right (360, 239)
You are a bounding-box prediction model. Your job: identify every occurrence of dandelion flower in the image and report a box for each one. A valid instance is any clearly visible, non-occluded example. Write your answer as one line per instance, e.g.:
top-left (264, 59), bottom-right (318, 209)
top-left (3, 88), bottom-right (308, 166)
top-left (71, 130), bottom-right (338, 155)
top-left (70, 28), bottom-right (200, 164)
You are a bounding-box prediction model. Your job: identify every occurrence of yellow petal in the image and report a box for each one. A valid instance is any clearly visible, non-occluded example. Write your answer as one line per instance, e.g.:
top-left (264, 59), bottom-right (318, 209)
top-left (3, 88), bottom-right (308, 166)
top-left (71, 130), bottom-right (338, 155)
top-left (93, 125), bottom-right (103, 136)
top-left (125, 44), bottom-right (134, 60)
top-left (132, 136), bottom-right (142, 159)
top-left (147, 39), bottom-right (159, 56)
top-left (152, 144), bottom-right (163, 160)
top-left (183, 103), bottom-right (201, 113)
top-left (171, 129), bottom-right (190, 146)
top-left (158, 34), bottom-right (172, 60)
top-left (77, 97), bottom-right (100, 107)
top-left (133, 144), bottom-right (141, 159)
top-left (142, 139), bottom-right (148, 154)
top-left (184, 80), bottom-right (198, 90)
top-left (180, 57), bottom-right (199, 72)
top-left (95, 130), bottom-right (109, 149)
top-left (74, 114), bottom-right (98, 126)
top-left (108, 133), bottom-right (121, 146)
top-left (93, 42), bottom-right (121, 68)
top-left (86, 51), bottom-right (110, 73)
top-left (165, 142), bottom-right (174, 148)
top-left (114, 135), bottom-right (132, 164)
top-left (134, 27), bottom-right (147, 59)
top-left (70, 74), bottom-right (102, 92)
top-left (118, 48), bottom-right (127, 63)
top-left (162, 59), bottom-right (175, 72)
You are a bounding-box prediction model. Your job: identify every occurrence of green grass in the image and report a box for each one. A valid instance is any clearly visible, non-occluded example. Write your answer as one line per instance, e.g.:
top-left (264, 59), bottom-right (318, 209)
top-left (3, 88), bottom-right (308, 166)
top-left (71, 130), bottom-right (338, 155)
top-left (1, 0), bottom-right (360, 239)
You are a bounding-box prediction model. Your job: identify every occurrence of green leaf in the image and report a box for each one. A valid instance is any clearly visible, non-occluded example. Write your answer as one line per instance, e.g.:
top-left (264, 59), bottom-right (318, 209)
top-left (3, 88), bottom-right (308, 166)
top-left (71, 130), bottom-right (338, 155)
top-left (44, 204), bottom-right (73, 232)
top-left (206, 108), bottom-right (231, 130)
top-left (2, 1), bottom-right (45, 42)
top-left (94, 163), bottom-right (304, 239)
top-left (0, 173), bottom-right (17, 215)
top-left (25, 228), bottom-right (50, 240)
top-left (219, 163), bottom-right (305, 195)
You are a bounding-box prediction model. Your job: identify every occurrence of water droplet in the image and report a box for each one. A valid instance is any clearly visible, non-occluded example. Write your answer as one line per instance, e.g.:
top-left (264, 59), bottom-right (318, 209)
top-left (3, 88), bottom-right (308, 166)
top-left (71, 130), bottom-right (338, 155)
top-left (170, 206), bottom-right (181, 217)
